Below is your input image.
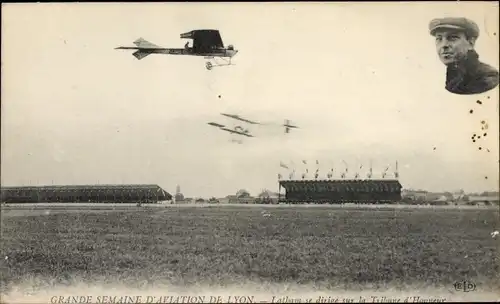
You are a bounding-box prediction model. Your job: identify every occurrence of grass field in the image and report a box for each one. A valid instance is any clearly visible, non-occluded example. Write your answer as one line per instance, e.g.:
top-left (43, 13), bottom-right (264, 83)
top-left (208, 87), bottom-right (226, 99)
top-left (1, 204), bottom-right (499, 303)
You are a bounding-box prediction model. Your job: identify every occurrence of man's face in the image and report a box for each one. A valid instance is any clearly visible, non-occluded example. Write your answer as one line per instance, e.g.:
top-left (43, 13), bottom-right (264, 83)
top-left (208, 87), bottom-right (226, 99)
top-left (434, 30), bottom-right (475, 65)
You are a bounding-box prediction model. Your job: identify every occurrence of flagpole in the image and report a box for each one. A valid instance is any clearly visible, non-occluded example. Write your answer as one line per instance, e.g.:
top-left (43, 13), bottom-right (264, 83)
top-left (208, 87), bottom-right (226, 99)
top-left (395, 160), bottom-right (399, 179)
top-left (368, 159), bottom-right (373, 179)
top-left (278, 182), bottom-right (281, 204)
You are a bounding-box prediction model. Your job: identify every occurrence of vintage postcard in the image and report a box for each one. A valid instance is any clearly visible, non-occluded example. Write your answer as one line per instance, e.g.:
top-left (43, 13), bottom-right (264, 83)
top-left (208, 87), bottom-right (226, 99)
top-left (1, 2), bottom-right (499, 303)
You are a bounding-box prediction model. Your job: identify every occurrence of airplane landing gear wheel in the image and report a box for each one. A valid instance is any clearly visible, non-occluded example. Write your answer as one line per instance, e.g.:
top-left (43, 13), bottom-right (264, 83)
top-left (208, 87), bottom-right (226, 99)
top-left (205, 62), bottom-right (213, 70)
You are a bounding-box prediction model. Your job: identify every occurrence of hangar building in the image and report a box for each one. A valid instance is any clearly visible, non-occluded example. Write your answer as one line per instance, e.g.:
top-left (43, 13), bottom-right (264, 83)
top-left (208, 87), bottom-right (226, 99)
top-left (0, 184), bottom-right (172, 204)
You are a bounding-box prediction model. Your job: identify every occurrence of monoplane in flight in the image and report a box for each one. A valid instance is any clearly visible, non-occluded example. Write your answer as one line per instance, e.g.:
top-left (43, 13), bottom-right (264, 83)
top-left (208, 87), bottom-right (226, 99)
top-left (115, 29), bottom-right (238, 70)
top-left (282, 119), bottom-right (299, 134)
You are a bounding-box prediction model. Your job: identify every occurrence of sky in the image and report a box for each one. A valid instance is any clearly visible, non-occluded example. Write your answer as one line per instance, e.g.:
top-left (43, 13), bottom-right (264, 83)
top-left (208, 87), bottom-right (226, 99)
top-left (1, 2), bottom-right (499, 198)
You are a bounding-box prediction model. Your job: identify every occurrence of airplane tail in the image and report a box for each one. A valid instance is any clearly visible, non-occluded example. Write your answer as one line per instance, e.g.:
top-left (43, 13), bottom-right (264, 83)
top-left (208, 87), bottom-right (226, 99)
top-left (133, 37), bottom-right (161, 48)
top-left (116, 37), bottom-right (162, 60)
top-left (132, 50), bottom-right (153, 60)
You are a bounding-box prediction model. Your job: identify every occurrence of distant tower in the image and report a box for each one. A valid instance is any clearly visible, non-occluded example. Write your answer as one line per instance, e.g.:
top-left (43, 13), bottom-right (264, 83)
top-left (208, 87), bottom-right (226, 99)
top-left (175, 185), bottom-right (184, 202)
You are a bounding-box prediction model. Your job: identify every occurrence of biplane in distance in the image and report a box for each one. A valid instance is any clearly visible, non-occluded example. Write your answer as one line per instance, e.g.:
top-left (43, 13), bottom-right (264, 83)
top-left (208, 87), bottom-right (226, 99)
top-left (207, 122), bottom-right (254, 137)
top-left (115, 29), bottom-right (238, 70)
top-left (207, 114), bottom-right (299, 143)
top-left (207, 121), bottom-right (254, 144)
top-left (207, 113), bottom-right (259, 144)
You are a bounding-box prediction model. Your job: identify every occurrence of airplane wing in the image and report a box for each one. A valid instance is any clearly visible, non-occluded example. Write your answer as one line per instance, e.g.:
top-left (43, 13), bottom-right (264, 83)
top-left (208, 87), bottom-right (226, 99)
top-left (221, 113), bottom-right (260, 125)
top-left (220, 128), bottom-right (254, 137)
top-left (284, 119), bottom-right (298, 128)
top-left (181, 29), bottom-right (224, 49)
top-left (207, 122), bottom-right (225, 128)
top-left (238, 117), bottom-right (260, 125)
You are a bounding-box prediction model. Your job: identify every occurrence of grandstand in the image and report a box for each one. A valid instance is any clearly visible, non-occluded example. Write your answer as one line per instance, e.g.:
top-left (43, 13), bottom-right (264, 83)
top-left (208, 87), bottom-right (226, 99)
top-left (278, 179), bottom-right (402, 204)
top-left (0, 184), bottom-right (172, 204)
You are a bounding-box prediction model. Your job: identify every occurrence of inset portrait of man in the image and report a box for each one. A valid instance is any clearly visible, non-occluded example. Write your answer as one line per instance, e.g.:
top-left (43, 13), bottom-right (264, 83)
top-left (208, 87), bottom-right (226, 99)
top-left (429, 17), bottom-right (499, 95)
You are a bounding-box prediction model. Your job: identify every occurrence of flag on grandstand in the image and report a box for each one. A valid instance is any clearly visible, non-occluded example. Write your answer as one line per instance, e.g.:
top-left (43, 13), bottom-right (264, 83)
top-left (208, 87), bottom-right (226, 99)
top-left (382, 165), bottom-right (389, 178)
top-left (302, 160), bottom-right (307, 164)
top-left (316, 160), bottom-right (319, 165)
top-left (280, 161), bottom-right (289, 169)
top-left (354, 164), bottom-right (362, 179)
top-left (342, 160), bottom-right (348, 173)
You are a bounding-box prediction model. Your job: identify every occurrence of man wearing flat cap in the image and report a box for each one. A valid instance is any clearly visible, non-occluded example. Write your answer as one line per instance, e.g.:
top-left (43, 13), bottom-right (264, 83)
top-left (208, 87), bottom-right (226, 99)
top-left (429, 17), bottom-right (499, 95)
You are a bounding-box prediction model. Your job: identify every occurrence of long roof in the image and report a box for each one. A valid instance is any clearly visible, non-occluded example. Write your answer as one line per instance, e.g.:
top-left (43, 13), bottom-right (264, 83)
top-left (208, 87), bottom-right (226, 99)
top-left (280, 179), bottom-right (401, 184)
top-left (1, 184), bottom-right (165, 191)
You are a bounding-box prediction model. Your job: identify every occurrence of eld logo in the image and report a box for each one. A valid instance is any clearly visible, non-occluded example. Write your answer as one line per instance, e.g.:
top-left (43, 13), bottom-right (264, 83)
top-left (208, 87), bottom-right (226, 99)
top-left (454, 281), bottom-right (476, 292)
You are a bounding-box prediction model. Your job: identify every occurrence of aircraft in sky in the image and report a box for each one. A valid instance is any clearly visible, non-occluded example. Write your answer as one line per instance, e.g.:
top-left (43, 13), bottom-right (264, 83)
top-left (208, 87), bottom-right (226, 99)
top-left (283, 119), bottom-right (299, 134)
top-left (115, 29), bottom-right (238, 70)
top-left (208, 114), bottom-right (299, 143)
top-left (207, 114), bottom-right (260, 144)
top-left (207, 121), bottom-right (254, 144)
